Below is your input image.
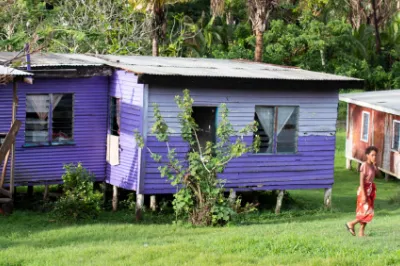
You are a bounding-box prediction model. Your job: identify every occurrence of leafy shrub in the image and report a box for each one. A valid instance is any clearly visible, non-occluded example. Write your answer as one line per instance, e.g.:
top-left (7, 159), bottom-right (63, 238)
top-left (136, 90), bottom-right (258, 226)
top-left (119, 193), bottom-right (136, 211)
top-left (52, 163), bottom-right (103, 222)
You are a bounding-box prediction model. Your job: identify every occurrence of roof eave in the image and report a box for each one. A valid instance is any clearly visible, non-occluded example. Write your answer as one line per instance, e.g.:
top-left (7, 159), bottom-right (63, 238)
top-left (138, 74), bottom-right (365, 89)
top-left (339, 96), bottom-right (400, 116)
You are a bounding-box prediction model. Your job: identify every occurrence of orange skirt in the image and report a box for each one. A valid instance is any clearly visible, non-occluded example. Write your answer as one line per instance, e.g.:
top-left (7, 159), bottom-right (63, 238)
top-left (356, 182), bottom-right (376, 223)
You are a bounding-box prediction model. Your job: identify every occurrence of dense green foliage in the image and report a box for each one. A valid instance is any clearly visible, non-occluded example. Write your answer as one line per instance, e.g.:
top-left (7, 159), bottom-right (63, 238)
top-left (52, 163), bottom-right (103, 222)
top-left (1, 0), bottom-right (400, 90)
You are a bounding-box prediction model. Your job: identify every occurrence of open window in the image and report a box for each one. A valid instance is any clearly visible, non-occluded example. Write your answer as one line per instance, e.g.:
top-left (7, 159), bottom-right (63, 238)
top-left (393, 120), bottom-right (400, 151)
top-left (25, 94), bottom-right (74, 146)
top-left (192, 106), bottom-right (217, 150)
top-left (361, 111), bottom-right (370, 142)
top-left (0, 133), bottom-right (6, 148)
top-left (107, 97), bottom-right (121, 165)
top-left (253, 106), bottom-right (299, 154)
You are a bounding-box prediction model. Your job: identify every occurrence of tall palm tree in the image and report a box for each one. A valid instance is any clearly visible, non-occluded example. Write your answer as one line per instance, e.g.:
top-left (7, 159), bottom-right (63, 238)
top-left (129, 0), bottom-right (191, 56)
top-left (211, 0), bottom-right (225, 18)
top-left (247, 0), bottom-right (279, 62)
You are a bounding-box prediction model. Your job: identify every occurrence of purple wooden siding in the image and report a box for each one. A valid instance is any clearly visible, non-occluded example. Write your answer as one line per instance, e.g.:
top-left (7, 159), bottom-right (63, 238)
top-left (106, 71), bottom-right (143, 190)
top-left (0, 77), bottom-right (109, 185)
top-left (0, 83), bottom-right (14, 178)
top-left (144, 86), bottom-right (338, 194)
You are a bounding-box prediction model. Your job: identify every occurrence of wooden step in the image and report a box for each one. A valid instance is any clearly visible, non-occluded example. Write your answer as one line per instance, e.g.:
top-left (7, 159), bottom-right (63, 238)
top-left (0, 198), bottom-right (12, 204)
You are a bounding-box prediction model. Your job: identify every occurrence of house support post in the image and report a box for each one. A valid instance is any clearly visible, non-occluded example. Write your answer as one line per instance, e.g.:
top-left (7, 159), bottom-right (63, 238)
top-left (27, 186), bottom-right (33, 197)
top-left (150, 195), bottom-right (156, 211)
top-left (43, 185), bottom-right (49, 201)
top-left (346, 159), bottom-right (352, 170)
top-left (324, 188), bottom-right (332, 209)
top-left (275, 190), bottom-right (284, 214)
top-left (135, 193), bottom-right (144, 221)
top-left (112, 185), bottom-right (118, 212)
top-left (10, 81), bottom-right (17, 195)
top-left (228, 189), bottom-right (237, 205)
top-left (385, 173), bottom-right (390, 182)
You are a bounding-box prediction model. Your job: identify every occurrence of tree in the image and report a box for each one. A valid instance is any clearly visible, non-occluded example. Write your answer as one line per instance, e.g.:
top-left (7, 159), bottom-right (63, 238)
top-left (211, 0), bottom-right (225, 18)
top-left (135, 90), bottom-right (258, 225)
top-left (247, 0), bottom-right (279, 62)
top-left (1, 0), bottom-right (148, 55)
top-left (129, 0), bottom-right (191, 56)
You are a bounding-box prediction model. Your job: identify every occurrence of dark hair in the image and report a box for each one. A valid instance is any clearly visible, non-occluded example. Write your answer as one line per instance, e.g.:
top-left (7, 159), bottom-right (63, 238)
top-left (365, 146), bottom-right (378, 155)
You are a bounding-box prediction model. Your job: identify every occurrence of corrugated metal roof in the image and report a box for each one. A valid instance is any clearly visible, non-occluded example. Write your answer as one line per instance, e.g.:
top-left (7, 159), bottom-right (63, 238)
top-left (340, 90), bottom-right (400, 116)
top-left (0, 65), bottom-right (33, 76)
top-left (0, 52), bottom-right (104, 67)
top-left (0, 52), bottom-right (363, 82)
top-left (96, 55), bottom-right (362, 81)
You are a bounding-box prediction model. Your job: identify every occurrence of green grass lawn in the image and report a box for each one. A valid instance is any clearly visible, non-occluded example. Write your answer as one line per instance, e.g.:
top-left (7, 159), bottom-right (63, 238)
top-left (1, 132), bottom-right (399, 266)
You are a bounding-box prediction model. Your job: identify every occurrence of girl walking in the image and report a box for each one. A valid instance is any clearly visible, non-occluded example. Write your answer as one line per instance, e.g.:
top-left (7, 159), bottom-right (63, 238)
top-left (346, 146), bottom-right (378, 237)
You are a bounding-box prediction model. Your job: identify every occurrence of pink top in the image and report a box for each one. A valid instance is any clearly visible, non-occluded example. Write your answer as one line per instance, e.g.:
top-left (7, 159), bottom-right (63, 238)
top-left (360, 162), bottom-right (377, 183)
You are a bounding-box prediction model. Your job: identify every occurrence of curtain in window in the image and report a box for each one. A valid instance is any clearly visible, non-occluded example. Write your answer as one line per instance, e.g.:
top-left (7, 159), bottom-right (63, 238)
top-left (277, 107), bottom-right (296, 136)
top-left (26, 95), bottom-right (49, 121)
top-left (255, 106), bottom-right (274, 153)
top-left (276, 107), bottom-right (297, 153)
top-left (52, 94), bottom-right (64, 111)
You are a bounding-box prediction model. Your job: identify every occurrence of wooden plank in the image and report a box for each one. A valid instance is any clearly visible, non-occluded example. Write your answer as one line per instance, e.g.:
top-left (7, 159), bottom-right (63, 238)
top-left (0, 198), bottom-right (12, 204)
top-left (0, 187), bottom-right (12, 198)
top-left (10, 81), bottom-right (18, 194)
top-left (0, 120), bottom-right (21, 164)
top-left (0, 150), bottom-right (10, 187)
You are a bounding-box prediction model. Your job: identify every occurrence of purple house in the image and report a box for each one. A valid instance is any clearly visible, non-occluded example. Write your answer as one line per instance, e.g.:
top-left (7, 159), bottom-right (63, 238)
top-left (0, 53), bottom-right (363, 209)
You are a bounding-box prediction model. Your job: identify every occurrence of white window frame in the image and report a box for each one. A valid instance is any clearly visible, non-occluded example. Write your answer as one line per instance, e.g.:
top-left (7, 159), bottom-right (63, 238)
top-left (361, 111), bottom-right (370, 143)
top-left (392, 120), bottom-right (400, 151)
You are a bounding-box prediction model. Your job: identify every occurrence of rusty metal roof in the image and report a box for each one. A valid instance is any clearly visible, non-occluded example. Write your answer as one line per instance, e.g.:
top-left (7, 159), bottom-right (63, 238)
top-left (96, 55), bottom-right (362, 82)
top-left (0, 65), bottom-right (33, 76)
top-left (340, 90), bottom-right (400, 116)
top-left (0, 52), bottom-right (363, 83)
top-left (0, 52), bottom-right (104, 67)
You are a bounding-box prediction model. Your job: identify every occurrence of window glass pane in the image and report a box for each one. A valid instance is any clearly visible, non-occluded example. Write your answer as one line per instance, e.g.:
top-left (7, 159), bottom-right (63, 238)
top-left (192, 107), bottom-right (217, 151)
top-left (362, 112), bottom-right (369, 141)
top-left (52, 94), bottom-right (73, 142)
top-left (394, 122), bottom-right (400, 150)
top-left (110, 97), bottom-right (120, 136)
top-left (0, 134), bottom-right (6, 147)
top-left (277, 107), bottom-right (298, 153)
top-left (25, 95), bottom-right (50, 143)
top-left (254, 107), bottom-right (275, 153)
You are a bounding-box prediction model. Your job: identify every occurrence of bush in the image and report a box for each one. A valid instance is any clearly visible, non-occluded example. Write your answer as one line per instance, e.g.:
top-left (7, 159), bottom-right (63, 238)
top-left (52, 163), bottom-right (103, 222)
top-left (136, 90), bottom-right (258, 226)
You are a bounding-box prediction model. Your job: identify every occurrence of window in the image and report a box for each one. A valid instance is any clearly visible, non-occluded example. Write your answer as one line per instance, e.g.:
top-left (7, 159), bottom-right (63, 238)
top-left (107, 97), bottom-right (121, 166)
top-left (25, 94), bottom-right (74, 145)
top-left (0, 133), bottom-right (6, 147)
top-left (393, 120), bottom-right (400, 151)
top-left (361, 111), bottom-right (370, 142)
top-left (192, 106), bottom-right (217, 150)
top-left (253, 106), bottom-right (299, 154)
top-left (109, 97), bottom-right (120, 136)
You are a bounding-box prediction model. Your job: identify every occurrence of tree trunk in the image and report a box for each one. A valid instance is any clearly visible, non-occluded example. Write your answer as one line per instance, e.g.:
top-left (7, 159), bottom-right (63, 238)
top-left (226, 11), bottom-right (234, 26)
top-left (152, 37), bottom-right (159, 57)
top-left (371, 0), bottom-right (381, 54)
top-left (255, 31), bottom-right (263, 62)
